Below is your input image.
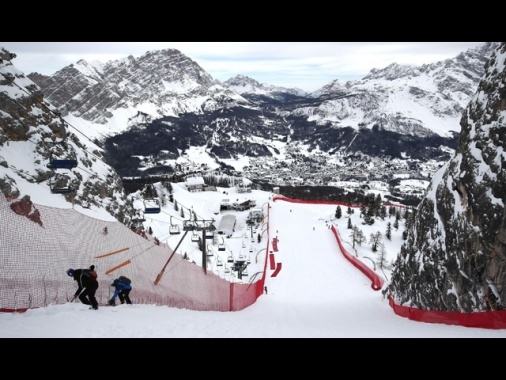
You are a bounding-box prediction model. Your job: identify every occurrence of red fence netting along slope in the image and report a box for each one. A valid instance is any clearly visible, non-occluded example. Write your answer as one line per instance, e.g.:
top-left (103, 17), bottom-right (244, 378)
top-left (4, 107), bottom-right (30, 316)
top-left (272, 194), bottom-right (506, 329)
top-left (0, 194), bottom-right (270, 313)
top-left (330, 225), bottom-right (384, 290)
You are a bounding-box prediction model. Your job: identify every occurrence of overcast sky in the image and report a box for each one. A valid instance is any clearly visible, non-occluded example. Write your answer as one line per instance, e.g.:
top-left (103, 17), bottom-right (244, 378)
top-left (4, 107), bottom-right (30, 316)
top-left (0, 42), bottom-right (486, 92)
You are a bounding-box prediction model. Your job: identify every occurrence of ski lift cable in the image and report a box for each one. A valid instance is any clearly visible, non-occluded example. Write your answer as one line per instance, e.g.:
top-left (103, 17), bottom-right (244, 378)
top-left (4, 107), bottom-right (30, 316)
top-left (1, 71), bottom-right (107, 162)
top-left (0, 116), bottom-right (79, 194)
top-left (0, 89), bottom-right (100, 179)
top-left (0, 69), bottom-right (109, 147)
top-left (156, 187), bottom-right (205, 221)
top-left (0, 126), bottom-right (89, 194)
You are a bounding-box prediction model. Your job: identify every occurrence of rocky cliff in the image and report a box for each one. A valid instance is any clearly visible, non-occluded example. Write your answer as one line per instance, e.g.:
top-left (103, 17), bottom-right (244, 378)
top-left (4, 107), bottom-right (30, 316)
top-left (384, 42), bottom-right (506, 312)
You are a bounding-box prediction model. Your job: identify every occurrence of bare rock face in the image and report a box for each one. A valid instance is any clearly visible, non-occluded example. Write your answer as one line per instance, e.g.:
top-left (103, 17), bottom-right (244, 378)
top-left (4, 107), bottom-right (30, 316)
top-left (384, 42), bottom-right (506, 312)
top-left (10, 195), bottom-right (43, 226)
top-left (0, 47), bottom-right (136, 226)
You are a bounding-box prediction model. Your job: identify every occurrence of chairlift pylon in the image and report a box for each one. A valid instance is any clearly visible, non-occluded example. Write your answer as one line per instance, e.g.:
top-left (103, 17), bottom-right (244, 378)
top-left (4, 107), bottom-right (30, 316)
top-left (183, 220), bottom-right (196, 231)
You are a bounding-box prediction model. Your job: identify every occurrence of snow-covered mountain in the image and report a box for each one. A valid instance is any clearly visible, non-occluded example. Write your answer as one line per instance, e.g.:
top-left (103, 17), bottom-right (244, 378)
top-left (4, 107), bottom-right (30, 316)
top-left (0, 42), bottom-right (505, 316)
top-left (27, 44), bottom-right (495, 138)
top-left (0, 48), bottom-right (134, 224)
top-left (222, 74), bottom-right (307, 97)
top-left (23, 43), bottom-right (499, 191)
top-left (26, 49), bottom-right (248, 128)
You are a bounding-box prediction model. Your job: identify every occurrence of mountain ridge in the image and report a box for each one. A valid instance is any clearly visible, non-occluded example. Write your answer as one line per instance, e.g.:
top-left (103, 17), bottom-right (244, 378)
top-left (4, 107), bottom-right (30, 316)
top-left (0, 42), bottom-right (505, 315)
top-left (22, 43), bottom-right (498, 188)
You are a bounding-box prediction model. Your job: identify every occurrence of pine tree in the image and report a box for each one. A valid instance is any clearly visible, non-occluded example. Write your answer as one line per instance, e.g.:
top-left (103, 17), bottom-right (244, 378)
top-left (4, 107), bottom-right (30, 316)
top-left (162, 180), bottom-right (173, 192)
top-left (369, 231), bottom-right (382, 252)
top-left (364, 206), bottom-right (375, 225)
top-left (379, 205), bottom-right (387, 220)
top-left (335, 205), bottom-right (342, 219)
top-left (360, 204), bottom-right (367, 218)
top-left (385, 222), bottom-right (392, 240)
top-left (394, 211), bottom-right (400, 230)
top-left (375, 193), bottom-right (382, 207)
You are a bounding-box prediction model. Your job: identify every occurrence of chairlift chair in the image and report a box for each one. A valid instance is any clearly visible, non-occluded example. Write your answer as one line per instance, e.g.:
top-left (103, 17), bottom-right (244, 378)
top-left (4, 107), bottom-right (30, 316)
top-left (227, 254), bottom-right (234, 263)
top-left (218, 237), bottom-right (225, 251)
top-left (168, 215), bottom-right (181, 234)
top-left (169, 224), bottom-right (181, 235)
top-left (49, 173), bottom-right (74, 194)
top-left (144, 198), bottom-right (161, 214)
top-left (191, 232), bottom-right (200, 242)
top-left (47, 158), bottom-right (78, 170)
top-left (50, 185), bottom-right (74, 194)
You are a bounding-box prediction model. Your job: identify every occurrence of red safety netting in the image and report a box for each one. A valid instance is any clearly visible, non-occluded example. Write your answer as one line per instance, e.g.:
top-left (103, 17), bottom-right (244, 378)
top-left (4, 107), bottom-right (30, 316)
top-left (0, 194), bottom-right (271, 313)
top-left (272, 194), bottom-right (506, 330)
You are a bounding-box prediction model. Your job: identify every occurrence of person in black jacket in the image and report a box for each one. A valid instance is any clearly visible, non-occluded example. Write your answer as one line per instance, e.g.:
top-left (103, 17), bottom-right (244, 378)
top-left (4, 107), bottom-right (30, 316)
top-left (67, 265), bottom-right (99, 310)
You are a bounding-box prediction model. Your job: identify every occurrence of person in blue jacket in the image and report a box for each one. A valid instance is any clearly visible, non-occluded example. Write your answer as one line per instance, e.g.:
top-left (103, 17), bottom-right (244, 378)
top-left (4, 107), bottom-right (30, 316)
top-left (108, 277), bottom-right (133, 305)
